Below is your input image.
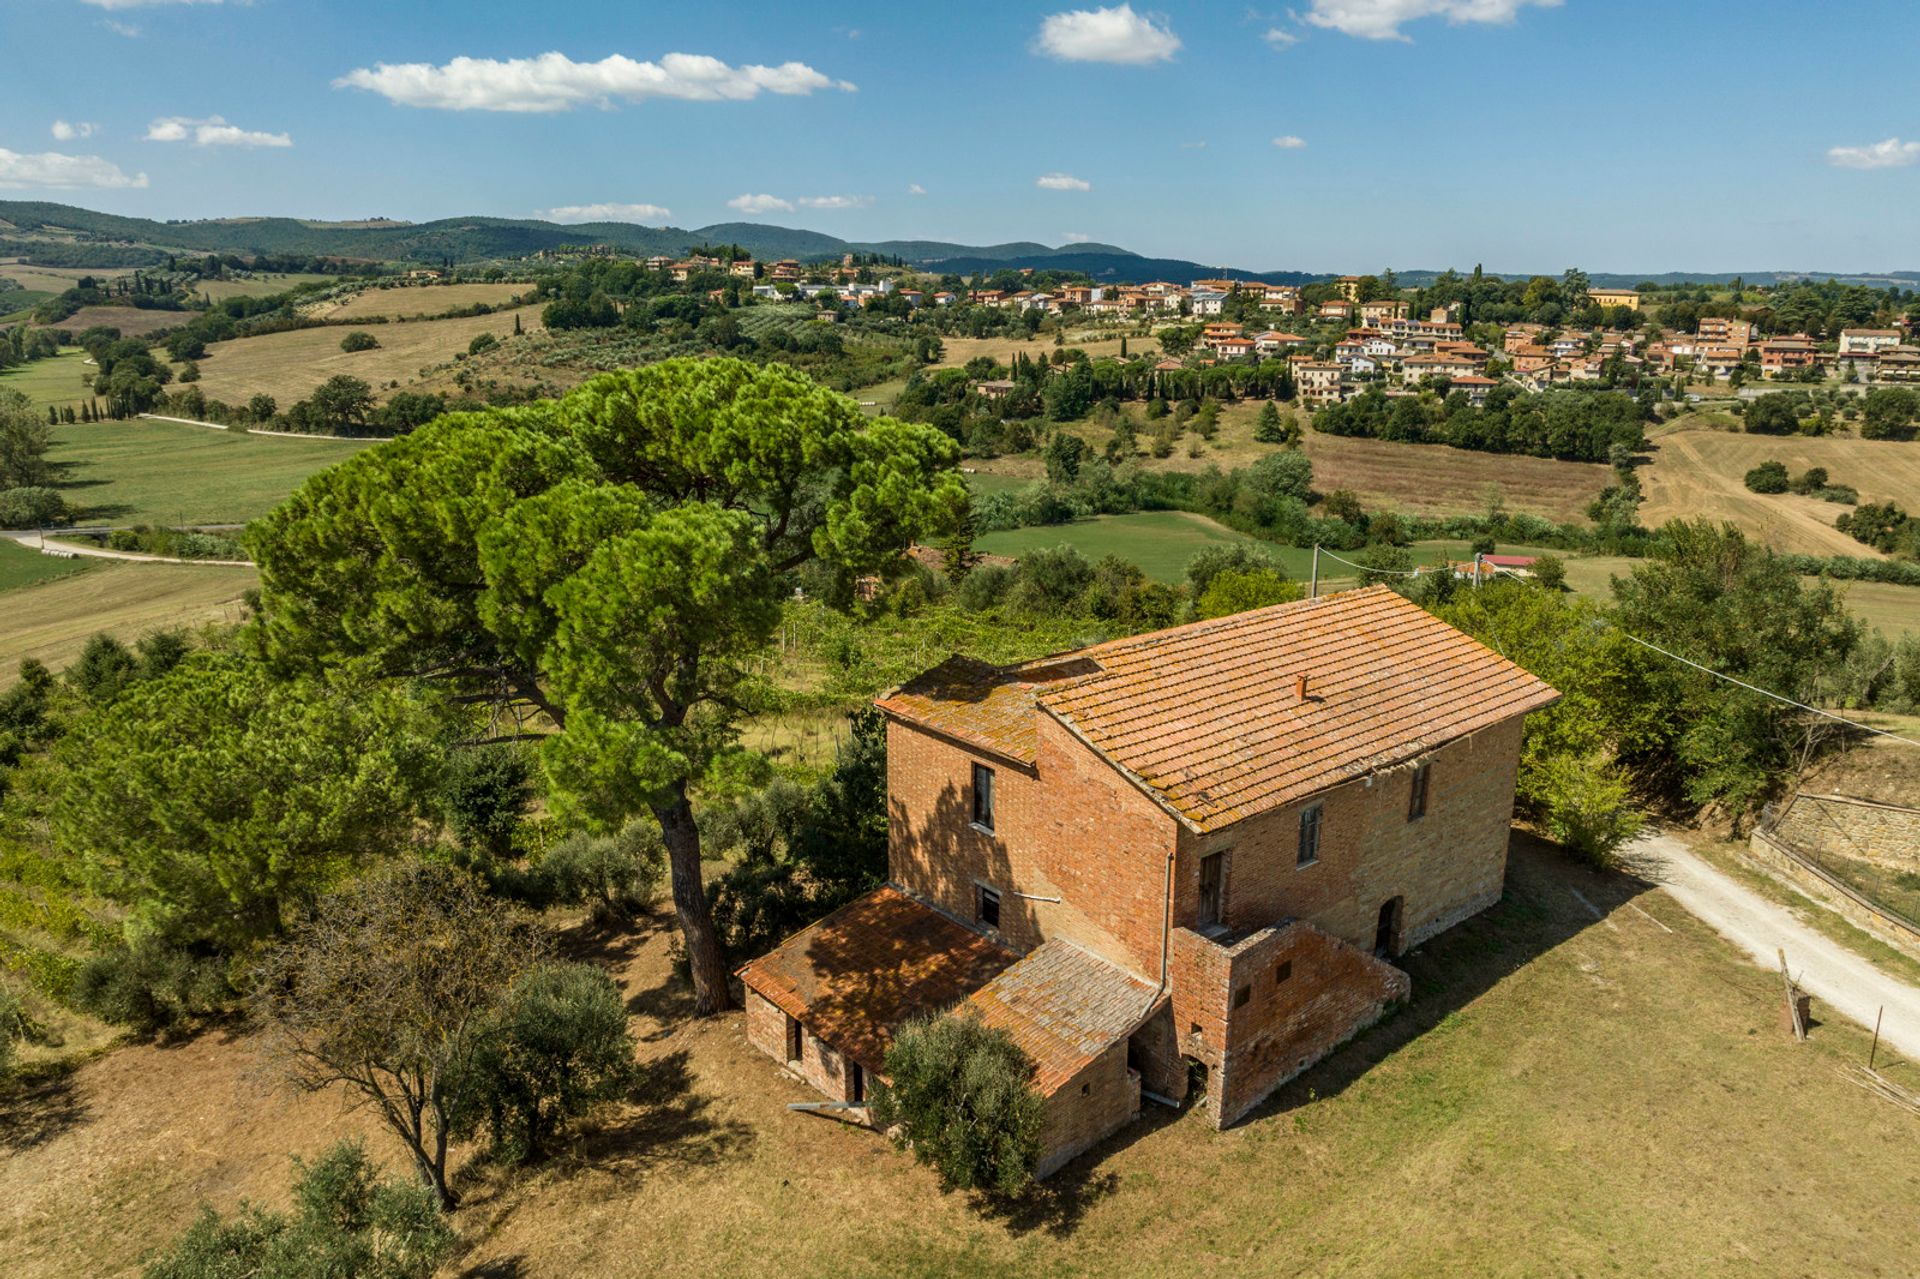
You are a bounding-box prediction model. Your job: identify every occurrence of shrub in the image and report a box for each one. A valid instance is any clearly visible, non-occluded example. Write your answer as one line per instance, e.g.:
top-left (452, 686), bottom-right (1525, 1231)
top-left (532, 823), bottom-right (665, 924)
top-left (142, 1140), bottom-right (451, 1279)
top-left (452, 961), bottom-right (639, 1162)
top-left (1196, 568), bottom-right (1302, 619)
top-left (1530, 752), bottom-right (1643, 867)
top-left (1743, 460), bottom-right (1790, 493)
top-left (1531, 553), bottom-right (1567, 591)
top-left (0, 486), bottom-right (65, 528)
top-left (870, 1012), bottom-right (1045, 1196)
top-left (440, 744), bottom-right (533, 860)
top-left (0, 988), bottom-right (23, 1077)
top-left (70, 937), bottom-right (232, 1035)
top-left (467, 332), bottom-right (498, 356)
top-left (339, 331), bottom-right (381, 353)
top-left (1742, 395), bottom-right (1799, 435)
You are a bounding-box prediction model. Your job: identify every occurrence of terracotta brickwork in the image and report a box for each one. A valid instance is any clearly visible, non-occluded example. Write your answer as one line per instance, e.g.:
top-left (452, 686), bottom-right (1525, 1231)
top-left (1171, 920), bottom-right (1409, 1128)
top-left (745, 989), bottom-right (857, 1101)
top-left (1033, 1042), bottom-right (1141, 1177)
top-left (1179, 718), bottom-right (1524, 956)
top-left (887, 717), bottom-right (1175, 974)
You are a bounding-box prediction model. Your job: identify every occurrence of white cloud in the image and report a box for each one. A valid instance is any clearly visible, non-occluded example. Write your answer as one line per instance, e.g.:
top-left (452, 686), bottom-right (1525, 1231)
top-left (1264, 27), bottom-right (1301, 49)
top-left (1063, 232), bottom-right (1092, 243)
top-left (1827, 137), bottom-right (1920, 170)
top-left (101, 18), bottom-right (140, 35)
top-left (51, 120), bottom-right (98, 140)
top-left (147, 115), bottom-right (291, 147)
top-left (1303, 0), bottom-right (1559, 41)
top-left (1035, 4), bottom-right (1180, 64)
top-left (538, 202), bottom-right (671, 223)
top-left (796, 194), bottom-right (873, 209)
top-left (1271, 134), bottom-right (1307, 149)
top-left (1036, 172), bottom-right (1092, 191)
top-left (907, 182), bottom-right (927, 195)
top-left (335, 51), bottom-right (856, 113)
top-left (727, 193), bottom-right (794, 214)
top-left (0, 148), bottom-right (148, 190)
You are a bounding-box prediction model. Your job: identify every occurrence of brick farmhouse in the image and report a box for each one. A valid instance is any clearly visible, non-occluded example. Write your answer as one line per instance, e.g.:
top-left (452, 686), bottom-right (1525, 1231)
top-left (739, 586), bottom-right (1559, 1176)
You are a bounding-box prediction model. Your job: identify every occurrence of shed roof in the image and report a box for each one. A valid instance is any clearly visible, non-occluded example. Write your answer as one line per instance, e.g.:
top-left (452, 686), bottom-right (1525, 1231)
top-left (965, 940), bottom-right (1160, 1095)
top-left (736, 886), bottom-right (1014, 1072)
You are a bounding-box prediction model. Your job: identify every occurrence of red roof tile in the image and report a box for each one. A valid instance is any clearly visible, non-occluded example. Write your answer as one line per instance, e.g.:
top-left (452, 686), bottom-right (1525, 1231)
top-left (965, 940), bottom-right (1160, 1095)
top-left (737, 886), bottom-right (1014, 1071)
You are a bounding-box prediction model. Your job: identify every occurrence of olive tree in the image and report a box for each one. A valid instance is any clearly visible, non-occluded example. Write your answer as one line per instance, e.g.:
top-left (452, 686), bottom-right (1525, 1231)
top-left (870, 1012), bottom-right (1045, 1196)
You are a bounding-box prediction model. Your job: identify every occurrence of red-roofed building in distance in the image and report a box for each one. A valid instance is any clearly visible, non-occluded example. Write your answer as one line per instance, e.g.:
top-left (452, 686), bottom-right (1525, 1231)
top-left (739, 588), bottom-right (1559, 1175)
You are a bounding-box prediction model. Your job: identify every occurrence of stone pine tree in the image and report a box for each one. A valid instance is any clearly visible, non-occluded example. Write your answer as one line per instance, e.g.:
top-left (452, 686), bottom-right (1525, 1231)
top-left (248, 358), bottom-right (964, 1013)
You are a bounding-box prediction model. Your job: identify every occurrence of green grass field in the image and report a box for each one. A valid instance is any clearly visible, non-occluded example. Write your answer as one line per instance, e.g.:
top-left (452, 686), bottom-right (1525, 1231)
top-left (1561, 555), bottom-right (1920, 639)
top-left (47, 419), bottom-right (369, 525)
top-left (0, 538), bottom-right (95, 594)
top-left (0, 348), bottom-right (91, 411)
top-left (193, 272), bottom-right (335, 302)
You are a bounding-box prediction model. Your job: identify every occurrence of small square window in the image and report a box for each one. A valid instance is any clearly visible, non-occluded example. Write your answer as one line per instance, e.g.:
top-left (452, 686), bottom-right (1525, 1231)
top-left (1233, 985), bottom-right (1251, 1009)
top-left (977, 884), bottom-right (1001, 930)
top-left (971, 763), bottom-right (996, 832)
top-left (1275, 959), bottom-right (1293, 985)
top-left (1297, 805), bottom-right (1323, 867)
top-left (1408, 762), bottom-right (1431, 822)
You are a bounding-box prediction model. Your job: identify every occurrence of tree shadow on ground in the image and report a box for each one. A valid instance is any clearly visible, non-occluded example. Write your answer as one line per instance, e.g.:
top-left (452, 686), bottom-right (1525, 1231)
top-left (563, 1048), bottom-right (755, 1177)
top-left (969, 1166), bottom-right (1124, 1239)
top-left (458, 1258), bottom-right (527, 1278)
top-left (1242, 833), bottom-right (1654, 1125)
top-left (0, 1066), bottom-right (88, 1153)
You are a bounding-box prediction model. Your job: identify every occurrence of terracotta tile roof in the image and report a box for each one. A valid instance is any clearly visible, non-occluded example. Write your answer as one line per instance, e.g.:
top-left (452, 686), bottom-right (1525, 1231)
top-left (876, 652), bottom-right (1102, 764)
top-left (1041, 586), bottom-right (1559, 831)
top-left (964, 940), bottom-right (1160, 1096)
top-left (737, 886), bottom-right (1014, 1072)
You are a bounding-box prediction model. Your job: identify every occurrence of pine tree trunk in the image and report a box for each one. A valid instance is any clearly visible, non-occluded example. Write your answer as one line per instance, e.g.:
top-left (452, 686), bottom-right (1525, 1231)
top-left (655, 785), bottom-right (734, 1015)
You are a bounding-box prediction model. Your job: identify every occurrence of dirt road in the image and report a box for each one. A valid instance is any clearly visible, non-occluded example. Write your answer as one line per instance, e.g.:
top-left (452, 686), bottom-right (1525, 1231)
top-left (1634, 830), bottom-right (1920, 1062)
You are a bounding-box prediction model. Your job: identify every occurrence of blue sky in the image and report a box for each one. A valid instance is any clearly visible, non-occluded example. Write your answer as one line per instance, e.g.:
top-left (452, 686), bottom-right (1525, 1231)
top-left (4, 0), bottom-right (1920, 273)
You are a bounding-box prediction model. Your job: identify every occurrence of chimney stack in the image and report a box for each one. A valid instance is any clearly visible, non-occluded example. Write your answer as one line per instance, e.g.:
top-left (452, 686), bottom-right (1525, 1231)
top-left (1294, 673), bottom-right (1310, 700)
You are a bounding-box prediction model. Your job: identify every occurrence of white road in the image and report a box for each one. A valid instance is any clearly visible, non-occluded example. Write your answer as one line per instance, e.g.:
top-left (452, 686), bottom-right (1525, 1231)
top-left (1632, 830), bottom-right (1920, 1063)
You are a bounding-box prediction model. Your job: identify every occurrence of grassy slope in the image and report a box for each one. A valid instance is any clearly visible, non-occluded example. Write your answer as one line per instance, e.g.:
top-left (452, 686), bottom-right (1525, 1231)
top-left (0, 538), bottom-right (94, 594)
top-left (0, 559), bottom-right (256, 685)
top-left (185, 305), bottom-right (544, 406)
top-left (0, 348), bottom-right (90, 411)
top-left (7, 839), bottom-right (1917, 1277)
top-left (314, 281), bottom-right (528, 320)
top-left (47, 419), bottom-right (367, 525)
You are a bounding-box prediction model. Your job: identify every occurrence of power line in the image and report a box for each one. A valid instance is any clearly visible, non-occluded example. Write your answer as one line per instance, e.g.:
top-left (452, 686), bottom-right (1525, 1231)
top-left (1481, 565), bottom-right (1920, 749)
top-left (1313, 545), bottom-right (1426, 579)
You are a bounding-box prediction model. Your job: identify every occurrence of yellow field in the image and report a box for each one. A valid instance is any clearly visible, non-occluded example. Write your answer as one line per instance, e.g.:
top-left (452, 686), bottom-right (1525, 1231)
top-left (314, 281), bottom-right (530, 321)
top-left (0, 262), bottom-right (102, 294)
top-left (0, 559), bottom-right (258, 685)
top-left (184, 305), bottom-right (544, 405)
top-left (52, 305), bottom-right (185, 338)
top-left (1641, 427), bottom-right (1920, 557)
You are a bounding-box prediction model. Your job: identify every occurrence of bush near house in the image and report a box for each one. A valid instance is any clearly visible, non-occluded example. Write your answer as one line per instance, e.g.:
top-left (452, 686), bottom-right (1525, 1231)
top-left (870, 1012), bottom-right (1046, 1197)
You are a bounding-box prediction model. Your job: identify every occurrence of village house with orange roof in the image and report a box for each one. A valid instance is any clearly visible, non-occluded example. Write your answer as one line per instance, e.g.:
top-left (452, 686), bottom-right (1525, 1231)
top-left (738, 588), bottom-right (1559, 1175)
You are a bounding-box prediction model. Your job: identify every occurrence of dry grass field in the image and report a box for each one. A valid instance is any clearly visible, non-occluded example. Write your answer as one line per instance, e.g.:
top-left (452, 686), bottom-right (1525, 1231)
top-left (1641, 427), bottom-right (1920, 557)
top-left (0, 560), bottom-right (256, 685)
top-left (51, 305), bottom-right (185, 338)
top-left (192, 272), bottom-right (335, 303)
top-left (314, 281), bottom-right (530, 321)
top-left (0, 262), bottom-right (101, 295)
top-left (931, 333), bottom-right (1156, 370)
top-left (185, 306), bottom-right (544, 406)
top-left (3, 839), bottom-right (1916, 1278)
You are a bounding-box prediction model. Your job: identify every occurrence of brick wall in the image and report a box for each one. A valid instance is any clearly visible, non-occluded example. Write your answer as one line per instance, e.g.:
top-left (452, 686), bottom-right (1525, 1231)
top-left (1773, 794), bottom-right (1920, 872)
top-left (1748, 830), bottom-right (1920, 961)
top-left (1034, 1041), bottom-right (1141, 1178)
top-left (1182, 718), bottom-right (1523, 955)
top-left (886, 717), bottom-right (1177, 976)
top-left (745, 989), bottom-right (858, 1102)
top-left (1170, 920), bottom-right (1409, 1128)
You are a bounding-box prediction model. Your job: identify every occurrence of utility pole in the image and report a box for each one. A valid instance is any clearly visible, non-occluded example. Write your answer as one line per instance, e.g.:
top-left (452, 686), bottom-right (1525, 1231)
top-left (1473, 551), bottom-right (1484, 590)
top-left (1310, 545), bottom-right (1319, 598)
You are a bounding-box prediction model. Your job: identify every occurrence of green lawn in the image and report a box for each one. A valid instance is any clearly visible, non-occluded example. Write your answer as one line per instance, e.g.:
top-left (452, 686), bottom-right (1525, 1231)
top-left (0, 348), bottom-right (91, 411)
top-left (48, 419), bottom-right (370, 525)
top-left (0, 538), bottom-right (95, 594)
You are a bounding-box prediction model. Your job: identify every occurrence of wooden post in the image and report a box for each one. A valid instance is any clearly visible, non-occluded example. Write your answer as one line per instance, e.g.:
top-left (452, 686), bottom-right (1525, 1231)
top-left (1310, 545), bottom-right (1319, 598)
top-left (1778, 948), bottom-right (1806, 1041)
top-left (1870, 1006), bottom-right (1883, 1072)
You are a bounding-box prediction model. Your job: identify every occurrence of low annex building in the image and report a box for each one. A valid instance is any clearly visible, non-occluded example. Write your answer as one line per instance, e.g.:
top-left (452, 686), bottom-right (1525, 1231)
top-left (739, 586), bottom-right (1559, 1176)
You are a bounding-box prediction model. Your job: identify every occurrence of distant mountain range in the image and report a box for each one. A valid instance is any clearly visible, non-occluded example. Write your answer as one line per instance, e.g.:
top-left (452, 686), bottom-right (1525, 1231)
top-left (2, 200), bottom-right (1914, 290)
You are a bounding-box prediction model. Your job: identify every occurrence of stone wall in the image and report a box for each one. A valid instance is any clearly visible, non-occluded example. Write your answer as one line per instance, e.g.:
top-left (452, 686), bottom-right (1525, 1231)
top-left (1772, 793), bottom-right (1920, 872)
top-left (1179, 718), bottom-right (1524, 956)
top-left (1747, 830), bottom-right (1920, 961)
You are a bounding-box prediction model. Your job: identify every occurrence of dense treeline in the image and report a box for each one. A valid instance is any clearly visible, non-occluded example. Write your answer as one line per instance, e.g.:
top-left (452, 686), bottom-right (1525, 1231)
top-left (1314, 383), bottom-right (1652, 463)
